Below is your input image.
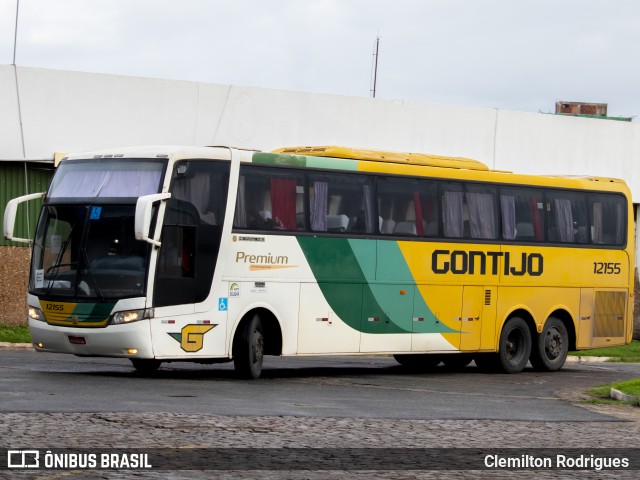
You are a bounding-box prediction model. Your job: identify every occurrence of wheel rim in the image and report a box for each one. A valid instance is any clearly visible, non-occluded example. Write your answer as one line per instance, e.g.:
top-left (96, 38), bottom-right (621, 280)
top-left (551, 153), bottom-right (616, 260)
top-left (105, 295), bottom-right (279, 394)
top-left (544, 327), bottom-right (563, 360)
top-left (251, 331), bottom-right (264, 366)
top-left (506, 329), bottom-right (524, 361)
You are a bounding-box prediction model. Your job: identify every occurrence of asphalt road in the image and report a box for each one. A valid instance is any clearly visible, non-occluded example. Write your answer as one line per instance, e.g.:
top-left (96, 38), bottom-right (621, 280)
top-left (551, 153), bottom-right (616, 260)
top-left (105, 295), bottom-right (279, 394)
top-left (1, 349), bottom-right (639, 422)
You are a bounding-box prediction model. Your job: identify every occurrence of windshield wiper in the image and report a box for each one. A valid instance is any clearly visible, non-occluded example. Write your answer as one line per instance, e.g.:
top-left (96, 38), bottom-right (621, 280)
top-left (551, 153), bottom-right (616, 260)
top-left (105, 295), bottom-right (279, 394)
top-left (45, 228), bottom-right (75, 295)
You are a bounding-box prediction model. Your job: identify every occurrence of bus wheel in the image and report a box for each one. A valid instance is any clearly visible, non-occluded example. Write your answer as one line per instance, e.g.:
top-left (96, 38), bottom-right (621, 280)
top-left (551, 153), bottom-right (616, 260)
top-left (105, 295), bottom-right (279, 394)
top-left (530, 317), bottom-right (568, 372)
top-left (130, 359), bottom-right (161, 374)
top-left (441, 354), bottom-right (473, 370)
top-left (393, 354), bottom-right (441, 369)
top-left (233, 315), bottom-right (264, 379)
top-left (497, 317), bottom-right (531, 374)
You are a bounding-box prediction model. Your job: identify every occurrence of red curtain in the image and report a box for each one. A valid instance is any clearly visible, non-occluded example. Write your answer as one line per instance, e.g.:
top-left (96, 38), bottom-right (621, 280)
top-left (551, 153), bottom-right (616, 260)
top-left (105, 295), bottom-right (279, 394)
top-left (271, 178), bottom-right (297, 230)
top-left (530, 197), bottom-right (543, 240)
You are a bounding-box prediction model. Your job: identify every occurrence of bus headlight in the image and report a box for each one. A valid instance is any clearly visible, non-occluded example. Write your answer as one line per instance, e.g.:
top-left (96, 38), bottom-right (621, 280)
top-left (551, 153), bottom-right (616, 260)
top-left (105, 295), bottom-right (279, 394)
top-left (110, 309), bottom-right (152, 325)
top-left (28, 307), bottom-right (45, 322)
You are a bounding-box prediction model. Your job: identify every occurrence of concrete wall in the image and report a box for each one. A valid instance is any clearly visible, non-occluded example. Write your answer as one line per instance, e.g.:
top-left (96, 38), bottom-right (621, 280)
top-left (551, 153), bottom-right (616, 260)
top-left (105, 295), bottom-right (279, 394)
top-left (1, 64), bottom-right (639, 201)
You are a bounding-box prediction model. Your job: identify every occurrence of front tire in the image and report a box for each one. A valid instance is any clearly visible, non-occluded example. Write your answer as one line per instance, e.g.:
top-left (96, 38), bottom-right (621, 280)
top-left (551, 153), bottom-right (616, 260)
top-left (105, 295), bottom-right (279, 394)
top-left (233, 315), bottom-right (264, 379)
top-left (530, 317), bottom-right (568, 372)
top-left (130, 358), bottom-right (161, 374)
top-left (497, 317), bottom-right (532, 373)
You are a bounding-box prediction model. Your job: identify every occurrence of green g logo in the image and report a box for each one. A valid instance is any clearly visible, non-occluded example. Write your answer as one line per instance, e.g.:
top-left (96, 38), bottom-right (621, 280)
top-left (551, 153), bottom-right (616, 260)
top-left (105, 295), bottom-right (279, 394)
top-left (168, 324), bottom-right (216, 352)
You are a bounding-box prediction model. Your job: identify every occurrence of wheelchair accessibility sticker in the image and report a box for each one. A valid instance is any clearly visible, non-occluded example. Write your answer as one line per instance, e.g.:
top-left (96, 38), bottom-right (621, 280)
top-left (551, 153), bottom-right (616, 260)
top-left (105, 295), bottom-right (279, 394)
top-left (218, 297), bottom-right (228, 311)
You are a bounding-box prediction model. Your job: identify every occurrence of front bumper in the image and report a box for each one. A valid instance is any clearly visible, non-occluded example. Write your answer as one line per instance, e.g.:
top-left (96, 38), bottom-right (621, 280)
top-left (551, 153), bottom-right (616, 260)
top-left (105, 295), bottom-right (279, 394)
top-left (29, 318), bottom-right (155, 358)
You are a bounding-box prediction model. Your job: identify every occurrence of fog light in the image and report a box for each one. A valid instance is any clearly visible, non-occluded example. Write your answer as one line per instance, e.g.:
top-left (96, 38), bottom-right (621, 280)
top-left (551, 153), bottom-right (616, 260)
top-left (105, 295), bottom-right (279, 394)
top-left (35, 342), bottom-right (44, 348)
top-left (127, 348), bottom-right (138, 355)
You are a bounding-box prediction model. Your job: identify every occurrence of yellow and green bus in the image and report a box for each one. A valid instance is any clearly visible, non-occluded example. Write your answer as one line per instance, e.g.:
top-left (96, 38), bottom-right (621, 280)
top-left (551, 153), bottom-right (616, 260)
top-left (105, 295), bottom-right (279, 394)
top-left (4, 145), bottom-right (634, 378)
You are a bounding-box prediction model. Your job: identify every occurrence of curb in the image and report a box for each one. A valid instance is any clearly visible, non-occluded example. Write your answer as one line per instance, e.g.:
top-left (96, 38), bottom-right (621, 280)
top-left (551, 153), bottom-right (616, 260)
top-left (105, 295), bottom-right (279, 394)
top-left (565, 355), bottom-right (613, 363)
top-left (0, 342), bottom-right (32, 349)
top-left (610, 388), bottom-right (640, 406)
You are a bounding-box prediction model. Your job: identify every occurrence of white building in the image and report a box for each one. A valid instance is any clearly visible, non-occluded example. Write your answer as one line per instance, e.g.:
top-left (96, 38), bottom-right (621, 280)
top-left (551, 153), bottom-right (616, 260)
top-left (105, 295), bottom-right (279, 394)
top-left (1, 64), bottom-right (639, 260)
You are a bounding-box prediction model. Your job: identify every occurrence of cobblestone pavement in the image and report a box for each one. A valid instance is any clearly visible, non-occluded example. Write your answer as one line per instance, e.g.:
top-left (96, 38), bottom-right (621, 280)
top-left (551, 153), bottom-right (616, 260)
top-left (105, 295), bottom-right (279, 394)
top-left (1, 349), bottom-right (638, 479)
top-left (1, 401), bottom-right (639, 479)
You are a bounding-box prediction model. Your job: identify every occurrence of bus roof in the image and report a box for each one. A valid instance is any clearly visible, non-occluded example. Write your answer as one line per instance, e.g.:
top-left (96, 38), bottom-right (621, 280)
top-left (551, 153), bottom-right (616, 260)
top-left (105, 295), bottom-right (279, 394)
top-left (273, 146), bottom-right (490, 171)
top-left (61, 145), bottom-right (257, 162)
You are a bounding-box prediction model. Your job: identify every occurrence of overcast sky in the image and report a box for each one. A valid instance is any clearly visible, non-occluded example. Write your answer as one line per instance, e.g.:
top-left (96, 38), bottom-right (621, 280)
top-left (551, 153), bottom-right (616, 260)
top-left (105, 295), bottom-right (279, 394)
top-left (1, 0), bottom-right (639, 118)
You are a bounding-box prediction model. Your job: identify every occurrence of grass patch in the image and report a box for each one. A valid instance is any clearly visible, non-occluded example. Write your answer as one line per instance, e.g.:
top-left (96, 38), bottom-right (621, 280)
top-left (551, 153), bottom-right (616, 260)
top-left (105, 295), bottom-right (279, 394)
top-left (0, 324), bottom-right (31, 343)
top-left (612, 379), bottom-right (640, 397)
top-left (570, 340), bottom-right (640, 362)
top-left (586, 379), bottom-right (640, 405)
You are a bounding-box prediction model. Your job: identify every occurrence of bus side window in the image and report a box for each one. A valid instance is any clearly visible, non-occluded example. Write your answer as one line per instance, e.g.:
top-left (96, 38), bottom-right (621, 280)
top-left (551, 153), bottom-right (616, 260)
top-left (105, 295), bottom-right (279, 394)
top-left (465, 184), bottom-right (498, 240)
top-left (441, 183), bottom-right (465, 238)
top-left (235, 168), bottom-right (305, 231)
top-left (499, 187), bottom-right (544, 242)
top-left (309, 173), bottom-right (374, 234)
top-left (377, 178), bottom-right (437, 237)
top-left (590, 194), bottom-right (626, 245)
top-left (546, 191), bottom-right (588, 244)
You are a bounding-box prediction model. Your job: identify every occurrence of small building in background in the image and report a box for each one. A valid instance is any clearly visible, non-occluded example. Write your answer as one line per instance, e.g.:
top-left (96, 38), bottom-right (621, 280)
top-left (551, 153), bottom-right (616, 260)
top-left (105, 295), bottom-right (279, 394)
top-left (555, 101), bottom-right (632, 122)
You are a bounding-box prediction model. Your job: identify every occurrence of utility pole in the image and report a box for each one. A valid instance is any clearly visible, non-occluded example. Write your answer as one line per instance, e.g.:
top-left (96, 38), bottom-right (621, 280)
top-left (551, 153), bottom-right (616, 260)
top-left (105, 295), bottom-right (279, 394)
top-left (13, 0), bottom-right (20, 64)
top-left (370, 36), bottom-right (380, 98)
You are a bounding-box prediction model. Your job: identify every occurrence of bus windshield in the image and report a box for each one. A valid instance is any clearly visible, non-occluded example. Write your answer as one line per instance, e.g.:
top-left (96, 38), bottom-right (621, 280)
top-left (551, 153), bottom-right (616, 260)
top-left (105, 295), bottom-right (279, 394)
top-left (30, 204), bottom-right (150, 300)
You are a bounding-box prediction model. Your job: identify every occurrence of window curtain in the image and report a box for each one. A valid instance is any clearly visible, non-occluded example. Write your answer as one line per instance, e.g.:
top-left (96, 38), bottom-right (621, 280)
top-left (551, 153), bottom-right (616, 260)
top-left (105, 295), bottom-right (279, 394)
top-left (311, 181), bottom-right (328, 231)
top-left (467, 192), bottom-right (496, 239)
top-left (530, 197), bottom-right (543, 240)
top-left (171, 173), bottom-right (211, 221)
top-left (592, 203), bottom-right (603, 243)
top-left (363, 184), bottom-right (374, 233)
top-left (271, 178), bottom-right (297, 230)
top-left (234, 176), bottom-right (247, 228)
top-left (443, 191), bottom-right (464, 238)
top-left (50, 170), bottom-right (108, 197)
top-left (500, 195), bottom-right (516, 240)
top-left (413, 192), bottom-right (425, 236)
top-left (554, 198), bottom-right (574, 242)
top-left (50, 169), bottom-right (162, 198)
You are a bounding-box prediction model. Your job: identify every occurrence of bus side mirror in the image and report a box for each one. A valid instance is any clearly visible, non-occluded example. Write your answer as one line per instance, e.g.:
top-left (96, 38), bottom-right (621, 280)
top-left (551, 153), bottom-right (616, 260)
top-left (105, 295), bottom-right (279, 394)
top-left (135, 193), bottom-right (171, 247)
top-left (3, 192), bottom-right (45, 243)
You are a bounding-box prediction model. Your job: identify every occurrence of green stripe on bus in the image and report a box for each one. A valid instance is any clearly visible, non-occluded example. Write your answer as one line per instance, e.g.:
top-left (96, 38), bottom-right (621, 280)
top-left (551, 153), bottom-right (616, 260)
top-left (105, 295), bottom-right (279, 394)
top-left (72, 302), bottom-right (115, 322)
top-left (252, 152), bottom-right (359, 171)
top-left (296, 237), bottom-right (456, 334)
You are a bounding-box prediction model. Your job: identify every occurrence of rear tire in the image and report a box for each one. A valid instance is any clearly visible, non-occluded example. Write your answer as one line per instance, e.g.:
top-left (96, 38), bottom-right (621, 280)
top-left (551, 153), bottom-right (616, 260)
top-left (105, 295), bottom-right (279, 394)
top-left (233, 315), bottom-right (264, 379)
top-left (130, 359), bottom-right (161, 374)
top-left (394, 354), bottom-right (441, 369)
top-left (497, 317), bottom-right (532, 374)
top-left (530, 317), bottom-right (568, 372)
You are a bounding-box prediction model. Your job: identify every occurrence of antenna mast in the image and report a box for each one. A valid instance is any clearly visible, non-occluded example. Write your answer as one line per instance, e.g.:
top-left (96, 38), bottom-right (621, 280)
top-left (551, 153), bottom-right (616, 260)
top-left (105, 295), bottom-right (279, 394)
top-left (370, 36), bottom-right (380, 98)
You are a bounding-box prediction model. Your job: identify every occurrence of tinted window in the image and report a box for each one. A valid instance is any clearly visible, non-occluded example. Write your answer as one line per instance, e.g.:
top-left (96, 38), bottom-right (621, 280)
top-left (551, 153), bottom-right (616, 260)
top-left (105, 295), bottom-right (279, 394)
top-left (465, 184), bottom-right (498, 240)
top-left (546, 191), bottom-right (588, 244)
top-left (590, 194), bottom-right (626, 246)
top-left (378, 178), bottom-right (439, 236)
top-left (500, 187), bottom-right (545, 242)
top-left (308, 173), bottom-right (374, 234)
top-left (234, 168), bottom-right (305, 231)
